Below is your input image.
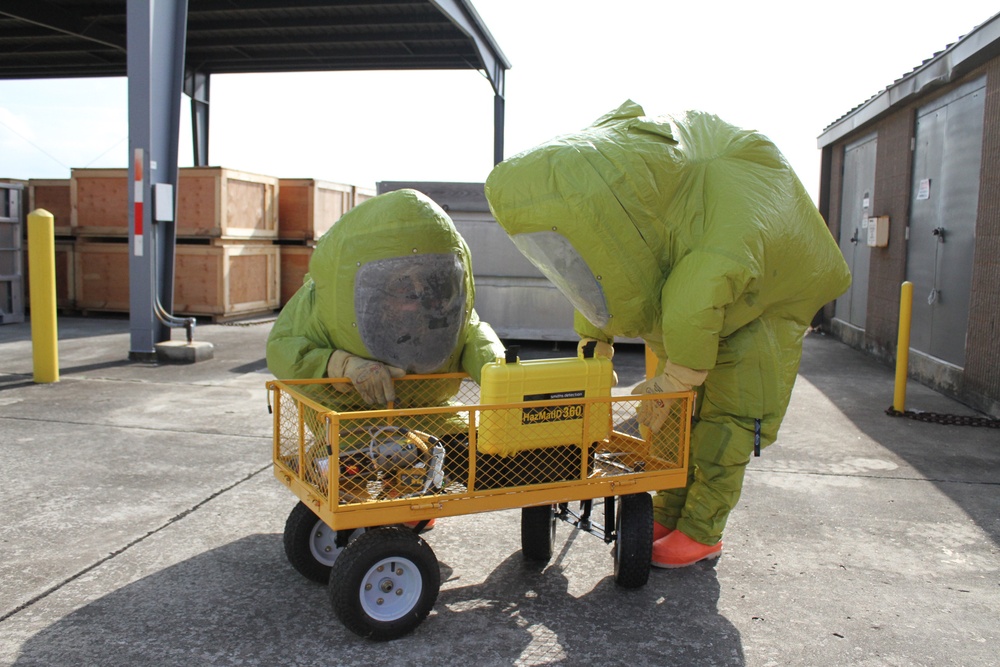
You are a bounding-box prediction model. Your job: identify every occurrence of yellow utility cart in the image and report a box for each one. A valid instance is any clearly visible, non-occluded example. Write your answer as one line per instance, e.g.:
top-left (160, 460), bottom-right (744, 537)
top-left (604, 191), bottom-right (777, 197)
top-left (268, 348), bottom-right (692, 640)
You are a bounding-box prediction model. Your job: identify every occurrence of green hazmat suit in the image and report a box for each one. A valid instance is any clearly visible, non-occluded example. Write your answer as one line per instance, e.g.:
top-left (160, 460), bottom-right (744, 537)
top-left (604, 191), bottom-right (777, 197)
top-left (485, 101), bottom-right (851, 545)
top-left (267, 188), bottom-right (505, 429)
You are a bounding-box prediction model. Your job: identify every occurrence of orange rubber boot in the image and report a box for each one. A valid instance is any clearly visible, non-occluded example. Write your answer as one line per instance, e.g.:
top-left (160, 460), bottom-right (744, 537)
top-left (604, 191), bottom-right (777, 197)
top-left (651, 530), bottom-right (722, 568)
top-left (653, 521), bottom-right (673, 541)
top-left (403, 518), bottom-right (436, 532)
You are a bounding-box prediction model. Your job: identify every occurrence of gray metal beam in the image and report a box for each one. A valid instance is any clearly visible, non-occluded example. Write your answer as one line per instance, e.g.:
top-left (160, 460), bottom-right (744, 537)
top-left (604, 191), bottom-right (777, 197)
top-left (185, 70), bottom-right (210, 167)
top-left (431, 0), bottom-right (510, 95)
top-left (127, 0), bottom-right (188, 360)
top-left (494, 78), bottom-right (505, 165)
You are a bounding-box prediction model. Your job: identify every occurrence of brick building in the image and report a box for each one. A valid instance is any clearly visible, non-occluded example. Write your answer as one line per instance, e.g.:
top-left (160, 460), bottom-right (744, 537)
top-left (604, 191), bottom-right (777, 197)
top-left (817, 11), bottom-right (1000, 418)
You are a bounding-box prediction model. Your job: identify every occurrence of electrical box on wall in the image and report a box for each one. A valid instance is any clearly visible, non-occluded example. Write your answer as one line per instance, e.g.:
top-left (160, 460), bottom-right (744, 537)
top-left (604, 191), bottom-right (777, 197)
top-left (153, 183), bottom-right (174, 222)
top-left (866, 215), bottom-right (889, 247)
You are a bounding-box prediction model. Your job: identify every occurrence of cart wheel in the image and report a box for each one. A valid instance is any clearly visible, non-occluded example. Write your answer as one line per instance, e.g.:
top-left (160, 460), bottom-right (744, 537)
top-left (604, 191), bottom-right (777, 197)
top-left (329, 526), bottom-right (440, 641)
top-left (283, 501), bottom-right (365, 584)
top-left (521, 504), bottom-right (556, 562)
top-left (613, 493), bottom-right (653, 588)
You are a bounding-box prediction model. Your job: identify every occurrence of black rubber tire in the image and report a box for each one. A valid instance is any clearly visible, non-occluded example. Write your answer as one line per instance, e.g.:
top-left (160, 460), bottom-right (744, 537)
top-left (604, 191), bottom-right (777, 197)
top-left (283, 501), bottom-right (364, 584)
top-left (329, 526), bottom-right (440, 641)
top-left (521, 504), bottom-right (556, 562)
top-left (613, 493), bottom-right (653, 588)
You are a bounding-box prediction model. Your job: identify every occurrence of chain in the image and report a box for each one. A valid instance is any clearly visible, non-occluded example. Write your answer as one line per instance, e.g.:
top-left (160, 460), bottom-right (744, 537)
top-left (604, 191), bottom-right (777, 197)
top-left (885, 406), bottom-right (1000, 428)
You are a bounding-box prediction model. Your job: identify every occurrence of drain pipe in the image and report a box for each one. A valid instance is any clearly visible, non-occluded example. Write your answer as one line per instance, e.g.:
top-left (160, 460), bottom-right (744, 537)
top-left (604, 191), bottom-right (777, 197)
top-left (154, 297), bottom-right (197, 344)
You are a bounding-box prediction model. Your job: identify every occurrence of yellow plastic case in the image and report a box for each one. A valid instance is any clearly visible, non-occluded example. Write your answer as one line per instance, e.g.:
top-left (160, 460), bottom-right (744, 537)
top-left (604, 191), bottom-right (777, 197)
top-left (477, 353), bottom-right (614, 456)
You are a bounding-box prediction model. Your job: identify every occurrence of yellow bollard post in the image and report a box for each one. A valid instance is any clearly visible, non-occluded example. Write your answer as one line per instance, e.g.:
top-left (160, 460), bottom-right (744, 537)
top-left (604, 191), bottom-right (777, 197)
top-left (27, 208), bottom-right (59, 383)
top-left (892, 281), bottom-right (913, 412)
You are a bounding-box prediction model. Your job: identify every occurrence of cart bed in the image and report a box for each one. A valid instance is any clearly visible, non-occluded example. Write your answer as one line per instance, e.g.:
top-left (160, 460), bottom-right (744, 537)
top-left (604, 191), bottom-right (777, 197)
top-left (268, 374), bottom-right (692, 531)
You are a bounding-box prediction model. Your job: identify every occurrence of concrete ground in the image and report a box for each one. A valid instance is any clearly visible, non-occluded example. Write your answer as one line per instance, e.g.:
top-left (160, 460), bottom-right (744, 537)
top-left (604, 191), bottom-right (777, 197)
top-left (0, 315), bottom-right (997, 666)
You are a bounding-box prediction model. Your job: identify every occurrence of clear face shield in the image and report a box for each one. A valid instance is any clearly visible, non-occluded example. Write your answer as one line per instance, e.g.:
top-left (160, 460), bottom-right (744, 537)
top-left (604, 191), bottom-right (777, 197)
top-left (355, 254), bottom-right (467, 373)
top-left (511, 231), bottom-right (610, 328)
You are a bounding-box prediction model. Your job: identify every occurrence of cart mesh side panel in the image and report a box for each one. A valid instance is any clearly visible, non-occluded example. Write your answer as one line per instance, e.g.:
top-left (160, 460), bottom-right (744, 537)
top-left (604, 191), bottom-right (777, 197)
top-left (270, 376), bottom-right (691, 513)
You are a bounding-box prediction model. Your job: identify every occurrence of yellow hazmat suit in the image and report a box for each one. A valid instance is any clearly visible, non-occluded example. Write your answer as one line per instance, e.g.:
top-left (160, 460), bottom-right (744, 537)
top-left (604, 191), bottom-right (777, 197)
top-left (267, 188), bottom-right (504, 414)
top-left (485, 101), bottom-right (851, 545)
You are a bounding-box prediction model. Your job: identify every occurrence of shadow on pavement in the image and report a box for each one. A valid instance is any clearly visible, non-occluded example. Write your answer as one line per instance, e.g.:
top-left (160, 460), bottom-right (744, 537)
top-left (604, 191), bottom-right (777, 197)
top-left (12, 533), bottom-right (743, 667)
top-left (227, 359), bottom-right (269, 375)
top-left (57, 359), bottom-right (139, 375)
top-left (795, 332), bottom-right (1000, 546)
top-left (433, 545), bottom-right (743, 666)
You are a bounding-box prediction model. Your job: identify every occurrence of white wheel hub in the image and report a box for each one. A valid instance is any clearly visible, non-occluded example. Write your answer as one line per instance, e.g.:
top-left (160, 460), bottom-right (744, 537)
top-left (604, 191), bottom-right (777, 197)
top-left (359, 557), bottom-right (423, 621)
top-left (308, 520), bottom-right (363, 567)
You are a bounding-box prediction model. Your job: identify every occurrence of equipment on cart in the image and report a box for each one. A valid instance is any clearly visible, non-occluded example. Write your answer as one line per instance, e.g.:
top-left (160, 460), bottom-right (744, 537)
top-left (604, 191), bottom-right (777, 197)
top-left (314, 425), bottom-right (446, 502)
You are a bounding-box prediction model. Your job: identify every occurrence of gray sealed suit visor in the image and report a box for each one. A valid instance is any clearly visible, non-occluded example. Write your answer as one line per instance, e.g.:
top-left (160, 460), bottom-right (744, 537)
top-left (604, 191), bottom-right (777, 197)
top-left (511, 231), bottom-right (610, 328)
top-left (355, 254), bottom-right (467, 373)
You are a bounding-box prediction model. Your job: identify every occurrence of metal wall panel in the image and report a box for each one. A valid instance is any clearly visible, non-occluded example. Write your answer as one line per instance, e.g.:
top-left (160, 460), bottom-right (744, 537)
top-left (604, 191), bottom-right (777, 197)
top-left (448, 210), bottom-right (544, 280)
top-left (377, 182), bottom-right (577, 341)
top-left (473, 276), bottom-right (576, 340)
top-left (0, 183), bottom-right (25, 324)
top-left (906, 77), bottom-right (985, 367)
top-left (836, 133), bottom-right (877, 329)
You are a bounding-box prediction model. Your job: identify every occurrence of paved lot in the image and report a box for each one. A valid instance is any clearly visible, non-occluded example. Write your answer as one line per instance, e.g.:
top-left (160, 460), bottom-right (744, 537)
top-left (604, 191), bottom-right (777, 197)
top-left (1, 315), bottom-right (997, 666)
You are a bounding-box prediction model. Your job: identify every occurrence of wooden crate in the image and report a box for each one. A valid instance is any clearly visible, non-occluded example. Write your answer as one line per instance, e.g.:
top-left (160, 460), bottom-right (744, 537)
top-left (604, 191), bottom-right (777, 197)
top-left (177, 168), bottom-right (279, 239)
top-left (278, 179), bottom-right (353, 241)
top-left (28, 179), bottom-right (73, 236)
top-left (354, 185), bottom-right (376, 206)
top-left (75, 240), bottom-right (279, 319)
top-left (279, 243), bottom-right (314, 306)
top-left (74, 240), bottom-right (130, 312)
top-left (173, 241), bottom-right (280, 318)
top-left (71, 170), bottom-right (127, 237)
top-left (23, 240), bottom-right (75, 309)
top-left (72, 167), bottom-right (280, 239)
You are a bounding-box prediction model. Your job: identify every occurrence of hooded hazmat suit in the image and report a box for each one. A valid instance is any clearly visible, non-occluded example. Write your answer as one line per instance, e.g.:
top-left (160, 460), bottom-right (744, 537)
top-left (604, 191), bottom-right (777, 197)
top-left (266, 188), bottom-right (504, 414)
top-left (484, 101), bottom-right (851, 545)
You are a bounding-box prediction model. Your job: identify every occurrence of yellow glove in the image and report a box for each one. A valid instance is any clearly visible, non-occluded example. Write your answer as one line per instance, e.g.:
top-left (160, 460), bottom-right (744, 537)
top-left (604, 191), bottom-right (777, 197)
top-left (577, 338), bottom-right (614, 360)
top-left (578, 338), bottom-right (618, 385)
top-left (327, 350), bottom-right (406, 405)
top-left (631, 360), bottom-right (707, 432)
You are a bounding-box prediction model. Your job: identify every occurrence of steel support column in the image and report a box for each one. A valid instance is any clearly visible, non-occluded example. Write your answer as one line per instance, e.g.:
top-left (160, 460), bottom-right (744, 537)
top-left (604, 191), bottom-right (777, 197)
top-left (493, 70), bottom-right (505, 165)
top-left (432, 0), bottom-right (509, 166)
top-left (185, 69), bottom-right (210, 167)
top-left (126, 0), bottom-right (188, 360)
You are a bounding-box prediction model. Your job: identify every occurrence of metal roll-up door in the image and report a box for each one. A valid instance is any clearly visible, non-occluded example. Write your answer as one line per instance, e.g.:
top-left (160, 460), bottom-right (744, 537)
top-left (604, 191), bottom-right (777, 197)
top-left (906, 77), bottom-right (985, 367)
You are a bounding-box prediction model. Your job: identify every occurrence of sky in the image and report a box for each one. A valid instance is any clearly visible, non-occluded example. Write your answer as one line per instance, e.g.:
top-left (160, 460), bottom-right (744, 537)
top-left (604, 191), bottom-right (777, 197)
top-left (1, 0), bottom-right (999, 204)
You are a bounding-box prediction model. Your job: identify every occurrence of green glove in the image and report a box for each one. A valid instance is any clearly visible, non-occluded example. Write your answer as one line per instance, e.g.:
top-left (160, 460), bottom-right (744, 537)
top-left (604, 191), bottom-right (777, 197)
top-left (327, 350), bottom-right (406, 405)
top-left (631, 360), bottom-right (707, 432)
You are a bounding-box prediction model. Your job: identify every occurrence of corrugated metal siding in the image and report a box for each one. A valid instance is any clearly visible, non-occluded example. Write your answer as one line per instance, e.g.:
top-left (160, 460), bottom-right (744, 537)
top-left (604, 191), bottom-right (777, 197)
top-left (0, 1), bottom-right (509, 79)
top-left (964, 60), bottom-right (1000, 406)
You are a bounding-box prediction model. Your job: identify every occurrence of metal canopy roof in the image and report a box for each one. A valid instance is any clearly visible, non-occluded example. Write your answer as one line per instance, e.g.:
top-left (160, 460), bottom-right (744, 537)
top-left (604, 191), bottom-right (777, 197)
top-left (1, 1), bottom-right (511, 359)
top-left (0, 0), bottom-right (509, 90)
